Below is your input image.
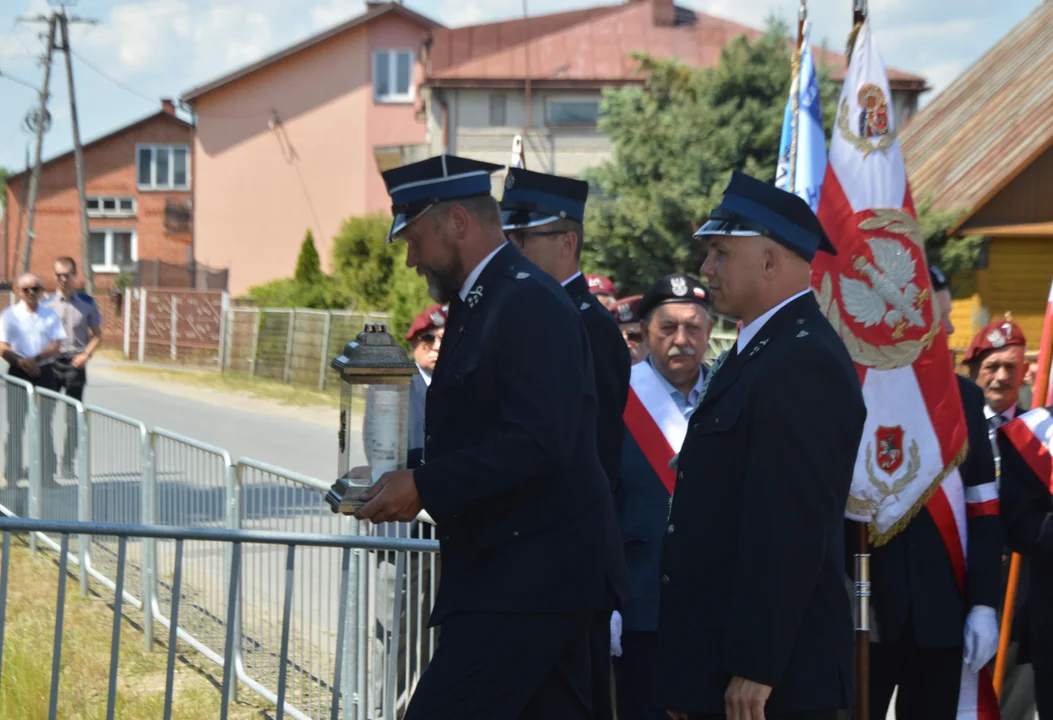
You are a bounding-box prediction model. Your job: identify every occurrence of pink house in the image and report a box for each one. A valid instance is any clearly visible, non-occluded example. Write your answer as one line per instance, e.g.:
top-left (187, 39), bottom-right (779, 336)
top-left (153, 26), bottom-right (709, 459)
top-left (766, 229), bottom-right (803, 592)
top-left (181, 2), bottom-right (439, 295)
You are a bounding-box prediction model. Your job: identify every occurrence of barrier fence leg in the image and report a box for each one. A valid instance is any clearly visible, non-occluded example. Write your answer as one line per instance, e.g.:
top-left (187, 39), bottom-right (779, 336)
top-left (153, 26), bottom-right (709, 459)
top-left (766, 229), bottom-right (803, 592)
top-left (142, 435), bottom-right (156, 652)
top-left (77, 406), bottom-right (90, 596)
top-left (28, 391), bottom-right (40, 555)
top-left (224, 460), bottom-right (240, 704)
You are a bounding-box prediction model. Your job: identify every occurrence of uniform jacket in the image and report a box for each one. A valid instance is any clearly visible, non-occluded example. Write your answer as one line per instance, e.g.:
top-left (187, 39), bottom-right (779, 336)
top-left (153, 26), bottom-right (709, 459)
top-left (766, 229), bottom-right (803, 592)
top-left (564, 273), bottom-right (631, 491)
top-left (998, 414), bottom-right (1053, 663)
top-left (869, 375), bottom-right (1002, 648)
top-left (413, 243), bottom-right (629, 625)
top-left (653, 293), bottom-right (866, 715)
top-left (616, 360), bottom-right (705, 632)
top-left (407, 372), bottom-right (427, 469)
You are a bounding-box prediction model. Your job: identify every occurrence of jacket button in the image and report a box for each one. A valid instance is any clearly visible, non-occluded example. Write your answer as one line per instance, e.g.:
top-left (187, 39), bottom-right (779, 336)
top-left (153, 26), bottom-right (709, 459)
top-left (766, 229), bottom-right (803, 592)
top-left (677, 471), bottom-right (683, 481)
top-left (715, 417), bottom-right (720, 424)
top-left (512, 530), bottom-right (520, 537)
top-left (666, 523), bottom-right (674, 535)
top-left (425, 434), bottom-right (432, 443)
top-left (662, 574), bottom-right (670, 584)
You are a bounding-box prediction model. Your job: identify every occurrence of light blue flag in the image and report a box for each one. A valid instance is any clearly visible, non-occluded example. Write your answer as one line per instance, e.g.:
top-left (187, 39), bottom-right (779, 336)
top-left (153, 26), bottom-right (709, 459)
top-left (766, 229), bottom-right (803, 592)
top-left (775, 26), bottom-right (826, 213)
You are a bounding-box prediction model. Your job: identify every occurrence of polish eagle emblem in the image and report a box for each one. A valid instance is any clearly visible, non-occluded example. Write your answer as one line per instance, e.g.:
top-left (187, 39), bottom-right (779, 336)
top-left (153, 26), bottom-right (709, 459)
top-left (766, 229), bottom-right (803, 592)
top-left (840, 238), bottom-right (926, 340)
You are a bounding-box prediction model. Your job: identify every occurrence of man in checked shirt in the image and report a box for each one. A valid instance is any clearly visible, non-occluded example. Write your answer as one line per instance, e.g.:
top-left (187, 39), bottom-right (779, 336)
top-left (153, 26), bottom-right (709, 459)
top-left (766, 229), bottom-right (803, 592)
top-left (42, 257), bottom-right (102, 477)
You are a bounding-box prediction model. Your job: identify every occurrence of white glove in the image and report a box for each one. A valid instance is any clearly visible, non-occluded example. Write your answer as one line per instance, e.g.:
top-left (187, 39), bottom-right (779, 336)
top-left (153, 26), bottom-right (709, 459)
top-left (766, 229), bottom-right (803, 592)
top-left (963, 605), bottom-right (999, 674)
top-left (610, 610), bottom-right (623, 657)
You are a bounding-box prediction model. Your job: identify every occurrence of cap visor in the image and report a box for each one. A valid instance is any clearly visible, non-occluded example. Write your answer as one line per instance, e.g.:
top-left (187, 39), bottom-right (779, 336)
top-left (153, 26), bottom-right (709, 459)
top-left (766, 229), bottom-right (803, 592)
top-left (501, 209), bottom-right (560, 231)
top-left (693, 218), bottom-right (762, 238)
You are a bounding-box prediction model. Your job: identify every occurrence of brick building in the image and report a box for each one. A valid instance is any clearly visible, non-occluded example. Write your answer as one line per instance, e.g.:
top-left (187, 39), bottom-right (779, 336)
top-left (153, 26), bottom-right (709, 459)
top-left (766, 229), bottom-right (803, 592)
top-left (1, 99), bottom-right (193, 292)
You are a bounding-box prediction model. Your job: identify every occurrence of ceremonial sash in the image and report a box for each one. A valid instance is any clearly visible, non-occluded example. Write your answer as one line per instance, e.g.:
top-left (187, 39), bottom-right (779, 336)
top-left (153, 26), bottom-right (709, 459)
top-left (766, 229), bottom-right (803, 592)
top-left (623, 362), bottom-right (689, 495)
top-left (925, 471), bottom-right (1001, 720)
top-left (1001, 407), bottom-right (1053, 494)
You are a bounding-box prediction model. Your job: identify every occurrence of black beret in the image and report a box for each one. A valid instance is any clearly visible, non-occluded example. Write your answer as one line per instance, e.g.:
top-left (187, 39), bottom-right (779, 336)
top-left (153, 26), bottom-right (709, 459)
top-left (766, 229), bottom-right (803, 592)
top-left (638, 274), bottom-right (709, 320)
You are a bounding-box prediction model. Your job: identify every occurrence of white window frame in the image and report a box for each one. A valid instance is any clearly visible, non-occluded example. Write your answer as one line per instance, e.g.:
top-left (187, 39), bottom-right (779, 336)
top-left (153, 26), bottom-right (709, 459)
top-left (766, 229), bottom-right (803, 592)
top-left (545, 95), bottom-right (602, 127)
top-left (88, 229), bottom-right (138, 273)
top-left (136, 144), bottom-right (191, 191)
top-left (372, 49), bottom-right (415, 104)
top-left (86, 195), bottom-right (137, 218)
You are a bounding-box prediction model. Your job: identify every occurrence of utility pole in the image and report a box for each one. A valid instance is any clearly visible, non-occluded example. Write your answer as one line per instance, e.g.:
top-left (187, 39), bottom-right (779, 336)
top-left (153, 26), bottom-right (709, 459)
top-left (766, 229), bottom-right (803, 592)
top-left (58, 10), bottom-right (94, 293)
top-left (18, 1), bottom-right (98, 290)
top-left (20, 13), bottom-right (57, 276)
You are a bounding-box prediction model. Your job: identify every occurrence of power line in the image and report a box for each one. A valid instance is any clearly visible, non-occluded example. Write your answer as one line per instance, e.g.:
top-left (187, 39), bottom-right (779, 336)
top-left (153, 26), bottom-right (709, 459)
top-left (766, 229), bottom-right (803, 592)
top-left (0, 68), bottom-right (38, 91)
top-left (68, 48), bottom-right (156, 103)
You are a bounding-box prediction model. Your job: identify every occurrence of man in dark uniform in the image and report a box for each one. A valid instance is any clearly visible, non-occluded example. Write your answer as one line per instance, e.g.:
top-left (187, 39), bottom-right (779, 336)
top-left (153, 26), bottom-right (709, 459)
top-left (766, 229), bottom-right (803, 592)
top-left (355, 154), bottom-right (628, 719)
top-left (614, 274), bottom-right (711, 720)
top-left (867, 266), bottom-right (1002, 720)
top-left (501, 167), bottom-right (631, 719)
top-left (404, 304), bottom-right (446, 468)
top-left (653, 172), bottom-right (866, 720)
top-left (999, 403), bottom-right (1053, 718)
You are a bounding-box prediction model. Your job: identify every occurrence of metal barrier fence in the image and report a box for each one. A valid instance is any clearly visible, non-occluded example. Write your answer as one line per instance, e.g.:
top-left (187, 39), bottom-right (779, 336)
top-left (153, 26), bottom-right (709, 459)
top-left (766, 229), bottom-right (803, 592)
top-left (0, 517), bottom-right (437, 720)
top-left (0, 373), bottom-right (440, 720)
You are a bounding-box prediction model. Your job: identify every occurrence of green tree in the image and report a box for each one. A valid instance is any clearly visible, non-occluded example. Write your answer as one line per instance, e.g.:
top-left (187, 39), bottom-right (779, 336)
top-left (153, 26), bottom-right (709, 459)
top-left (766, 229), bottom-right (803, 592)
top-left (582, 20), bottom-right (839, 294)
top-left (0, 168), bottom-right (8, 210)
top-left (294, 229), bottom-right (323, 284)
top-left (913, 195), bottom-right (985, 279)
top-left (329, 214), bottom-right (402, 310)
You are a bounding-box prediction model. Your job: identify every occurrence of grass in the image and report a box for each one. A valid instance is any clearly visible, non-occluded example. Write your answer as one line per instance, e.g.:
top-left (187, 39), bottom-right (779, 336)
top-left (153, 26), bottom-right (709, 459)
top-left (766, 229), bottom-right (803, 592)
top-left (109, 365), bottom-right (343, 411)
top-left (0, 536), bottom-right (268, 719)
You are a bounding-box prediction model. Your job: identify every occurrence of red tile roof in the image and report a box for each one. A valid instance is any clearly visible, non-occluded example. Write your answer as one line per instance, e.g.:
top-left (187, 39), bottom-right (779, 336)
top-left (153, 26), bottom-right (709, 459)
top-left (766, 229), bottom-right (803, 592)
top-left (426, 0), bottom-right (926, 89)
top-left (901, 2), bottom-right (1053, 216)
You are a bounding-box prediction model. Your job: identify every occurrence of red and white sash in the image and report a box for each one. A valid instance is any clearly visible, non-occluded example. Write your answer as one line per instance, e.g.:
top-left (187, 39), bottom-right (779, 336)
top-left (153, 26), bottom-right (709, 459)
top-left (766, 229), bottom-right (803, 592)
top-left (925, 470), bottom-right (1001, 719)
top-left (622, 361), bottom-right (689, 495)
top-left (1001, 407), bottom-right (1053, 494)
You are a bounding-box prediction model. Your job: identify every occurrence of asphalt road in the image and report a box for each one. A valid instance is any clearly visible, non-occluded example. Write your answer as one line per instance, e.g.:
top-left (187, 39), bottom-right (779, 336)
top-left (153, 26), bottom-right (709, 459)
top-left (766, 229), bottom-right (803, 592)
top-left (85, 360), bottom-right (342, 482)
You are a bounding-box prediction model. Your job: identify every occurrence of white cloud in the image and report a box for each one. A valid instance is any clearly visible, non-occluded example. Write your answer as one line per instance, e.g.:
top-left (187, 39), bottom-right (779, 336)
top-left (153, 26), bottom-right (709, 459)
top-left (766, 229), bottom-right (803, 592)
top-left (437, 0), bottom-right (491, 28)
top-left (310, 0), bottom-right (365, 30)
top-left (919, 60), bottom-right (964, 96)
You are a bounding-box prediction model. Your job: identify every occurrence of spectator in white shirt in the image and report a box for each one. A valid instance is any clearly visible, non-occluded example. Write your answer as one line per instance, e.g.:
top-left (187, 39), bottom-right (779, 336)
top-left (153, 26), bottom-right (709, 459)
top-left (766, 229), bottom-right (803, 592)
top-left (0, 273), bottom-right (67, 482)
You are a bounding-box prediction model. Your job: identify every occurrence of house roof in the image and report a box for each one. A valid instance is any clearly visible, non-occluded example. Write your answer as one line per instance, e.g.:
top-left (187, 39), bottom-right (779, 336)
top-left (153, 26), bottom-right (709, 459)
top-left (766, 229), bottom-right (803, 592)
top-left (426, 0), bottom-right (926, 90)
top-left (901, 2), bottom-right (1053, 218)
top-left (181, 2), bottom-right (443, 104)
top-left (5, 108), bottom-right (191, 184)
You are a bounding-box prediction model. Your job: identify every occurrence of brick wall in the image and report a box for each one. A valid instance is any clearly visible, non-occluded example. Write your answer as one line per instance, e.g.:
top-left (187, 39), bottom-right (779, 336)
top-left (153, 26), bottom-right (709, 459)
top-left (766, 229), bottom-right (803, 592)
top-left (1, 109), bottom-right (193, 286)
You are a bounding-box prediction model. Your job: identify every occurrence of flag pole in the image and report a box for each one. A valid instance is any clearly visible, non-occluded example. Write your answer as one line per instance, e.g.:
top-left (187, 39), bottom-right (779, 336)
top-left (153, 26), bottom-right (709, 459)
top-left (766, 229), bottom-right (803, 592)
top-left (848, 6), bottom-right (870, 717)
top-left (788, 0), bottom-right (806, 194)
top-left (994, 277), bottom-right (1053, 697)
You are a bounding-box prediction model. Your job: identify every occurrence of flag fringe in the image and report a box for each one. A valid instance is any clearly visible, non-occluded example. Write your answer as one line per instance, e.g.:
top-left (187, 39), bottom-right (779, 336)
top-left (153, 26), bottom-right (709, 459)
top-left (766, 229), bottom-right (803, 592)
top-left (869, 439), bottom-right (969, 547)
top-left (845, 22), bottom-right (863, 67)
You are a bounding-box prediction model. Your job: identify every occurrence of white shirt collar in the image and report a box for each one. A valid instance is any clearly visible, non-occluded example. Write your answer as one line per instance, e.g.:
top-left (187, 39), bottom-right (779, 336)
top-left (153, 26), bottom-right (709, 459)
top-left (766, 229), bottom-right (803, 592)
top-left (561, 270), bottom-right (583, 288)
top-left (418, 365), bottom-right (433, 387)
top-left (983, 404), bottom-right (1017, 423)
top-left (736, 289), bottom-right (811, 354)
top-left (459, 243), bottom-right (507, 301)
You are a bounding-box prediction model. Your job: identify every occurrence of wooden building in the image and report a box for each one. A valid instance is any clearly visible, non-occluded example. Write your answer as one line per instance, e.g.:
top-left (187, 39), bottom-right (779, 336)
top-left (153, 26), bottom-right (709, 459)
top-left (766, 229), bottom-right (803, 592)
top-left (902, 1), bottom-right (1053, 350)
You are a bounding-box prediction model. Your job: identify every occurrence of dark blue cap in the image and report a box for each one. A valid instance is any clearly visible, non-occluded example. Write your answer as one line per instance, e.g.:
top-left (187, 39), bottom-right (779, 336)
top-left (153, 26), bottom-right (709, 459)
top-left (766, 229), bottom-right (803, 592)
top-left (500, 168), bottom-right (589, 230)
top-left (382, 155), bottom-right (503, 241)
top-left (694, 171), bottom-right (836, 261)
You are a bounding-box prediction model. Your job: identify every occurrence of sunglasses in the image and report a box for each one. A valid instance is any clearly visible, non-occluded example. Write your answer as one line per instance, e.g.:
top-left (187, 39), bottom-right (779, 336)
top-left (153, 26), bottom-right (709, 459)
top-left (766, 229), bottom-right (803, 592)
top-left (19, 285), bottom-right (43, 293)
top-left (419, 333), bottom-right (440, 345)
top-left (625, 332), bottom-right (643, 343)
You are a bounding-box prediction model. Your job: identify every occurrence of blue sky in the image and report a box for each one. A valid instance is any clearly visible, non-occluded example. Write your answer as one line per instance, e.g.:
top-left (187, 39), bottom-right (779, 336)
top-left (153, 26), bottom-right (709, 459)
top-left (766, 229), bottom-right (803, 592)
top-left (0, 0), bottom-right (1041, 172)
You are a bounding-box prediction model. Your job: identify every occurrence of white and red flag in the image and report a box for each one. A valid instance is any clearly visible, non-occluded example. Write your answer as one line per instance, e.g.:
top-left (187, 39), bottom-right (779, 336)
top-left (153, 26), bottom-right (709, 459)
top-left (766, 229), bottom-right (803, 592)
top-left (812, 21), bottom-right (998, 719)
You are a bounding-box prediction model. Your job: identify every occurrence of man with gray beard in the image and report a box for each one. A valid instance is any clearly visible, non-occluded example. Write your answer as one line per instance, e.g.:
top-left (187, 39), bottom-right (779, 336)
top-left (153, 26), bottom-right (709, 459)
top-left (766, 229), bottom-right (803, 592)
top-left (612, 273), bottom-right (712, 720)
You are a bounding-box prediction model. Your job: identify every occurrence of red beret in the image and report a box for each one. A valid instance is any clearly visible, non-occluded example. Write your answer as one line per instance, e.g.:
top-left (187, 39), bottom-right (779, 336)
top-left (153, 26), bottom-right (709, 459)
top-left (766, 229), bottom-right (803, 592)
top-left (612, 295), bottom-right (642, 324)
top-left (405, 304), bottom-right (447, 341)
top-left (963, 317), bottom-right (1026, 364)
top-left (586, 274), bottom-right (617, 298)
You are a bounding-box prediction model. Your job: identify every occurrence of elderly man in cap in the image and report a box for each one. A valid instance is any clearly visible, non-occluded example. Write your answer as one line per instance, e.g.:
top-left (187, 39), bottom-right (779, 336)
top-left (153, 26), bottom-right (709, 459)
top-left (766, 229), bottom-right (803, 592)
top-left (587, 274), bottom-right (619, 309)
top-left (352, 155), bottom-right (627, 720)
top-left (654, 172), bottom-right (866, 720)
top-left (612, 295), bottom-right (648, 365)
top-left (864, 266), bottom-right (1002, 720)
top-left (501, 167), bottom-right (631, 719)
top-left (612, 273), bottom-right (711, 720)
top-left (964, 317), bottom-right (1038, 720)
